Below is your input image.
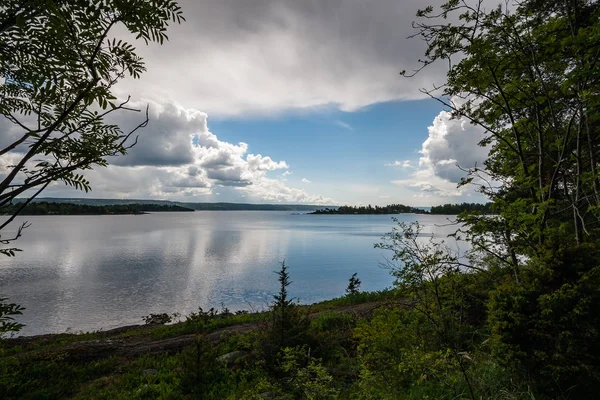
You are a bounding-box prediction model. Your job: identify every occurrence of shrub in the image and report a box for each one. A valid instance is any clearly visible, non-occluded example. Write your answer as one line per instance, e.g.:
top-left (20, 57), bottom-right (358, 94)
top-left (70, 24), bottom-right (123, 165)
top-left (280, 346), bottom-right (340, 400)
top-left (488, 245), bottom-right (600, 398)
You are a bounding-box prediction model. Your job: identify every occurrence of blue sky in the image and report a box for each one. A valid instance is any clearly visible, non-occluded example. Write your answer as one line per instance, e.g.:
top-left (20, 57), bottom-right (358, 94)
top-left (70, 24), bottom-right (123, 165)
top-left (9, 0), bottom-right (490, 206)
top-left (208, 99), bottom-right (447, 204)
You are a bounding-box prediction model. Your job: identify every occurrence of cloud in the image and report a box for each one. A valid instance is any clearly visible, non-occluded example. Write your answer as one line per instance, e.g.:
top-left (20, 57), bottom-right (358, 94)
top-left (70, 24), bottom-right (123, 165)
top-left (334, 120), bottom-right (353, 131)
top-left (391, 168), bottom-right (463, 198)
top-left (109, 103), bottom-right (203, 167)
top-left (238, 178), bottom-right (329, 204)
top-left (282, 171), bottom-right (293, 177)
top-left (391, 105), bottom-right (489, 200)
top-left (114, 0), bottom-right (450, 116)
top-left (385, 160), bottom-right (413, 168)
top-left (418, 110), bottom-right (488, 183)
top-left (301, 178), bottom-right (311, 184)
top-left (37, 102), bottom-right (334, 204)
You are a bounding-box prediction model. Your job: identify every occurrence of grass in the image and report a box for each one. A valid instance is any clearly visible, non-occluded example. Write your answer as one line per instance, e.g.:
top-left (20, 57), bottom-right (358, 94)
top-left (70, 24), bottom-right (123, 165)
top-left (0, 291), bottom-right (389, 400)
top-left (307, 288), bottom-right (399, 312)
top-left (1, 289), bottom-right (535, 400)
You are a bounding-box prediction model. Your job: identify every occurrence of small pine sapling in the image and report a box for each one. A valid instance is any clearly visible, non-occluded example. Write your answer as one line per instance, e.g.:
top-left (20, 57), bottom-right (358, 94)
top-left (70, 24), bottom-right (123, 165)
top-left (346, 273), bottom-right (362, 295)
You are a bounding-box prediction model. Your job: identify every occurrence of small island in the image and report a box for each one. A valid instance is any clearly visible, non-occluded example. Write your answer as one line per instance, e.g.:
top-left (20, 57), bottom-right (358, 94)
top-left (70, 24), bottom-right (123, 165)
top-left (1, 202), bottom-right (195, 216)
top-left (311, 202), bottom-right (493, 215)
top-left (311, 204), bottom-right (428, 214)
top-left (430, 202), bottom-right (492, 215)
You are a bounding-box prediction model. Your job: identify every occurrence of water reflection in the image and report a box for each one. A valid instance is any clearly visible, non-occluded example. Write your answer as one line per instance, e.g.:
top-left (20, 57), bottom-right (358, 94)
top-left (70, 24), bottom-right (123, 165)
top-left (0, 212), bottom-right (458, 335)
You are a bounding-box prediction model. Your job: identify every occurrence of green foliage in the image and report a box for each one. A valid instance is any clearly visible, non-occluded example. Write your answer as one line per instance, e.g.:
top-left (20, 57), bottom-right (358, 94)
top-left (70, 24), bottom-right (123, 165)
top-left (309, 311), bottom-right (356, 364)
top-left (271, 261), bottom-right (308, 349)
top-left (0, 353), bottom-right (119, 399)
top-left (141, 313), bottom-right (174, 326)
top-left (180, 337), bottom-right (233, 398)
top-left (488, 244), bottom-right (600, 397)
top-left (149, 307), bottom-right (265, 340)
top-left (279, 346), bottom-right (340, 400)
top-left (312, 288), bottom-right (397, 311)
top-left (354, 306), bottom-right (532, 400)
top-left (312, 204), bottom-right (425, 214)
top-left (430, 202), bottom-right (492, 215)
top-left (258, 262), bottom-right (311, 371)
top-left (345, 273), bottom-right (361, 296)
top-left (403, 0), bottom-right (600, 397)
top-left (355, 307), bottom-right (475, 399)
top-left (1, 202), bottom-right (194, 215)
top-left (0, 0), bottom-right (185, 332)
top-left (0, 0), bottom-right (184, 254)
top-left (376, 220), bottom-right (484, 346)
top-left (0, 298), bottom-right (24, 338)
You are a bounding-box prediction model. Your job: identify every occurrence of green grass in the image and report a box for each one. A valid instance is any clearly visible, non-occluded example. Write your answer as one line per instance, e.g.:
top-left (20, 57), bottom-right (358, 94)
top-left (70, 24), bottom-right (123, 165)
top-left (0, 290), bottom-right (541, 399)
top-left (307, 288), bottom-right (399, 311)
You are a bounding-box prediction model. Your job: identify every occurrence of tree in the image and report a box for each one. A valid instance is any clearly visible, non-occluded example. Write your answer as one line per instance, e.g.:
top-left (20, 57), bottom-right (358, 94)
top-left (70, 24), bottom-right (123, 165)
top-left (0, 0), bottom-right (185, 257)
top-left (273, 260), bottom-right (295, 348)
top-left (0, 0), bottom-right (184, 335)
top-left (408, 0), bottom-right (600, 259)
top-left (345, 272), bottom-right (361, 295)
top-left (407, 0), bottom-right (600, 395)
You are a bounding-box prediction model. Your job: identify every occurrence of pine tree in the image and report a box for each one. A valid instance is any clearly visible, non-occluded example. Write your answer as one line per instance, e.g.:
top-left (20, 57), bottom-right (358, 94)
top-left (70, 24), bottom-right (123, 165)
top-left (346, 273), bottom-right (361, 295)
top-left (273, 261), bottom-right (295, 347)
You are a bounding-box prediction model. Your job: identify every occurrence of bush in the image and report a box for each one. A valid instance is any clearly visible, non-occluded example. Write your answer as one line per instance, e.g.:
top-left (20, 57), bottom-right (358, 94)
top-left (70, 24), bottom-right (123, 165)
top-left (488, 245), bottom-right (600, 398)
top-left (309, 311), bottom-right (356, 363)
top-left (180, 337), bottom-right (234, 398)
top-left (279, 346), bottom-right (340, 400)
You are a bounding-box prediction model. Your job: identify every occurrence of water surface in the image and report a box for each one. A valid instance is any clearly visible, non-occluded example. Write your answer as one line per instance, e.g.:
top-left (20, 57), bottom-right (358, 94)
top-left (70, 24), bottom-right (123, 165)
top-left (0, 211), bottom-right (457, 335)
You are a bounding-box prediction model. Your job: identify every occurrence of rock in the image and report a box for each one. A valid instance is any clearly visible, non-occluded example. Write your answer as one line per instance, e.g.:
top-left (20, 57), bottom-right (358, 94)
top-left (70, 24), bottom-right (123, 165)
top-left (142, 369), bottom-right (157, 376)
top-left (215, 350), bottom-right (247, 366)
top-left (143, 313), bottom-right (172, 325)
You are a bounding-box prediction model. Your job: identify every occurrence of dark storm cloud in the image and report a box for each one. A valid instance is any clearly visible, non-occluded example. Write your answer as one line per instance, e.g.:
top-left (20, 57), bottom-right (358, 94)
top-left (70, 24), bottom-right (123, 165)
top-left (116, 0), bottom-right (450, 115)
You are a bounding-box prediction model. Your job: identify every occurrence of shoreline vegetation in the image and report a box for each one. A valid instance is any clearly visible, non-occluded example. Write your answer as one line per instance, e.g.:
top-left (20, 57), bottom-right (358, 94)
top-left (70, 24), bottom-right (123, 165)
top-left (0, 286), bottom-right (403, 399)
top-left (4, 199), bottom-right (493, 216)
top-left (311, 202), bottom-right (493, 215)
top-left (14, 198), bottom-right (328, 212)
top-left (1, 202), bottom-right (195, 216)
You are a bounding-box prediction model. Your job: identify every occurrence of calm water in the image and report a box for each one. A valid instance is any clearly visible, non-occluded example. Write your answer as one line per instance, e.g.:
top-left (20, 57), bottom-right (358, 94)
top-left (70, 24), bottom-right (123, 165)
top-left (0, 211), bottom-right (457, 336)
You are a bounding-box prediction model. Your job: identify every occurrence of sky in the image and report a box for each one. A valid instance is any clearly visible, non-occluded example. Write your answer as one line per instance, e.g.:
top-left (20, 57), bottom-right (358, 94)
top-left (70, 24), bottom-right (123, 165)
top-left (3, 0), bottom-right (492, 206)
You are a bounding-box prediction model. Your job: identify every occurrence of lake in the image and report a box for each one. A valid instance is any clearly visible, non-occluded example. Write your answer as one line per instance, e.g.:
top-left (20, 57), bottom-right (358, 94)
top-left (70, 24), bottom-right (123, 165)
top-left (0, 211), bottom-right (458, 336)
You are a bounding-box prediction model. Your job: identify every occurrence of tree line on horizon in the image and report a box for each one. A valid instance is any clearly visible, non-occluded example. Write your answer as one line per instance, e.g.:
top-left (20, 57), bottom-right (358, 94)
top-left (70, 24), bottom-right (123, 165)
top-left (1, 202), bottom-right (194, 216)
top-left (312, 202), bottom-right (491, 215)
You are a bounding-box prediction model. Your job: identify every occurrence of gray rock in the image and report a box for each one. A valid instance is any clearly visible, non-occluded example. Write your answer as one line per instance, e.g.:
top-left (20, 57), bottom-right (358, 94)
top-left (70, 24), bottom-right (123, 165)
top-left (216, 350), bottom-right (247, 366)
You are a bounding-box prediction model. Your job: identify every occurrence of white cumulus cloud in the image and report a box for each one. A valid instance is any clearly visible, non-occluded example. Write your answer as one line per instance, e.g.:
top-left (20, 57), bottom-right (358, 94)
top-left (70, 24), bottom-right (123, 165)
top-left (37, 102), bottom-right (334, 204)
top-left (385, 160), bottom-right (413, 168)
top-left (419, 110), bottom-right (489, 183)
top-left (390, 105), bottom-right (489, 202)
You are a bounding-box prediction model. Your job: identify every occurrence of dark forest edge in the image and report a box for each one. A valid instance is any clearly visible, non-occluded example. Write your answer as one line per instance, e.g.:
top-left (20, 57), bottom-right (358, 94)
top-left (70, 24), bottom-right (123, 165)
top-left (15, 198), bottom-right (329, 212)
top-left (429, 202), bottom-right (492, 215)
top-left (12, 198), bottom-right (492, 215)
top-left (1, 202), bottom-right (195, 215)
top-left (311, 202), bottom-right (492, 215)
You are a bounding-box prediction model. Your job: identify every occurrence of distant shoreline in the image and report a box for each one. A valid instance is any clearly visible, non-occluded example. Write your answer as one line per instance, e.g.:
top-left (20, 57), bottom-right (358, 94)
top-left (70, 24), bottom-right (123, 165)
top-left (2, 202), bottom-right (195, 216)
top-left (14, 197), bottom-right (330, 212)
